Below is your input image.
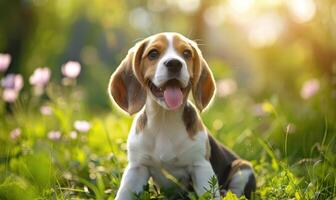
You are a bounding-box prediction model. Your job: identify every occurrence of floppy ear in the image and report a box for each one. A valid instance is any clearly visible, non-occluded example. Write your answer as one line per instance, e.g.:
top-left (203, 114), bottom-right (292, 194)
top-left (108, 41), bottom-right (147, 115)
top-left (190, 42), bottom-right (216, 112)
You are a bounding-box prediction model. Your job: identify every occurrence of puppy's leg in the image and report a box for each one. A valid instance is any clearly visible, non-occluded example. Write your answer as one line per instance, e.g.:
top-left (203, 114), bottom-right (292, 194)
top-left (227, 160), bottom-right (256, 199)
top-left (191, 160), bottom-right (221, 200)
top-left (115, 164), bottom-right (150, 200)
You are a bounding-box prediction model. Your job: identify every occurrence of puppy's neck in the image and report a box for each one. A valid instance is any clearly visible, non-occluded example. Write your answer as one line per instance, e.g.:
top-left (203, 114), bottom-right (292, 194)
top-left (142, 95), bottom-right (202, 138)
top-left (144, 96), bottom-right (185, 124)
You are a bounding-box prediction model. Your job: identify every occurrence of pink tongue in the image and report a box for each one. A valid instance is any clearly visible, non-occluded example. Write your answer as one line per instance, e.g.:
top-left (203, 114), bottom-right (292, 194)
top-left (163, 86), bottom-right (183, 110)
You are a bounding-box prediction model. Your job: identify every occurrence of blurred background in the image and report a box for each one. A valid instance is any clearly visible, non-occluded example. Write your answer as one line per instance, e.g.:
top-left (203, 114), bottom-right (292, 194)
top-left (0, 0), bottom-right (335, 199)
top-left (1, 0), bottom-right (335, 107)
top-left (1, 0), bottom-right (335, 152)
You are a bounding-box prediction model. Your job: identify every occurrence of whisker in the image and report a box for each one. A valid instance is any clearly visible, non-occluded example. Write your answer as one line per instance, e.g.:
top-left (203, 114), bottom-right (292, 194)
top-left (133, 37), bottom-right (146, 43)
top-left (194, 43), bottom-right (207, 46)
top-left (186, 29), bottom-right (194, 38)
top-left (192, 39), bottom-right (207, 47)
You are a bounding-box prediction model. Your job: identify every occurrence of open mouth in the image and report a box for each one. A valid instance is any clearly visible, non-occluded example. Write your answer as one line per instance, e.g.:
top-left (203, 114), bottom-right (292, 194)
top-left (148, 79), bottom-right (188, 110)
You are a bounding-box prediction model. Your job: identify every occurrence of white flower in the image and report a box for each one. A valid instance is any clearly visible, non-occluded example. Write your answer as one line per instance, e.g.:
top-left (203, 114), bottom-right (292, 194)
top-left (29, 67), bottom-right (51, 87)
top-left (10, 128), bottom-right (21, 140)
top-left (301, 79), bottom-right (320, 99)
top-left (285, 123), bottom-right (296, 134)
top-left (40, 105), bottom-right (53, 116)
top-left (216, 78), bottom-right (237, 97)
top-left (0, 53), bottom-right (11, 72)
top-left (70, 131), bottom-right (78, 139)
top-left (74, 120), bottom-right (91, 133)
top-left (62, 61), bottom-right (81, 79)
top-left (48, 130), bottom-right (61, 141)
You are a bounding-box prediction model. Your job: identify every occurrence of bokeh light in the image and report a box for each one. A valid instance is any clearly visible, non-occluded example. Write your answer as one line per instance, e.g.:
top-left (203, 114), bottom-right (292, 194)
top-left (286, 0), bottom-right (316, 23)
top-left (248, 13), bottom-right (285, 48)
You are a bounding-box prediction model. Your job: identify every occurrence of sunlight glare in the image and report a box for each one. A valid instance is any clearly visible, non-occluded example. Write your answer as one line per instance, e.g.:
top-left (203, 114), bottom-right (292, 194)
top-left (286, 0), bottom-right (316, 23)
top-left (260, 0), bottom-right (283, 7)
top-left (248, 13), bottom-right (285, 48)
top-left (203, 5), bottom-right (226, 27)
top-left (226, 0), bottom-right (256, 25)
top-left (228, 0), bottom-right (254, 14)
top-left (167, 0), bottom-right (201, 13)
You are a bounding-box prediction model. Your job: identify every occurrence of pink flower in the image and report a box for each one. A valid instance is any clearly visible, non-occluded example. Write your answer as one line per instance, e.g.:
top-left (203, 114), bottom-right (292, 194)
top-left (10, 128), bottom-right (21, 140)
top-left (74, 120), bottom-right (91, 133)
top-left (216, 78), bottom-right (237, 97)
top-left (29, 67), bottom-right (51, 87)
top-left (301, 79), bottom-right (320, 99)
top-left (1, 74), bottom-right (23, 103)
top-left (251, 103), bottom-right (266, 116)
top-left (1, 74), bottom-right (23, 91)
top-left (62, 61), bottom-right (81, 79)
top-left (0, 53), bottom-right (11, 72)
top-left (2, 89), bottom-right (18, 103)
top-left (48, 130), bottom-right (61, 141)
top-left (40, 105), bottom-right (53, 116)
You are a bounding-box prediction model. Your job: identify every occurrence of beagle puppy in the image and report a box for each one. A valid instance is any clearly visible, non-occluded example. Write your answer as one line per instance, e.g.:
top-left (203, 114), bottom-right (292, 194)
top-left (109, 32), bottom-right (256, 200)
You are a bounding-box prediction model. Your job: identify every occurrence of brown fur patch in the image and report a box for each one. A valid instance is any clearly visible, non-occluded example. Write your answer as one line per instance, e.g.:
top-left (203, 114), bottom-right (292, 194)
top-left (182, 102), bottom-right (203, 138)
top-left (225, 159), bottom-right (253, 186)
top-left (172, 34), bottom-right (195, 79)
top-left (138, 34), bottom-right (168, 85)
top-left (193, 64), bottom-right (215, 111)
top-left (186, 41), bottom-right (215, 112)
top-left (143, 34), bottom-right (168, 57)
top-left (136, 111), bottom-right (147, 133)
top-left (109, 42), bottom-right (147, 115)
top-left (226, 159), bottom-right (256, 199)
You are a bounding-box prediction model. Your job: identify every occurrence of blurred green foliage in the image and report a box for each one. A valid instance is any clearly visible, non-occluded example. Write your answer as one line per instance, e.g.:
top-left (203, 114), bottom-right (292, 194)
top-left (0, 0), bottom-right (335, 199)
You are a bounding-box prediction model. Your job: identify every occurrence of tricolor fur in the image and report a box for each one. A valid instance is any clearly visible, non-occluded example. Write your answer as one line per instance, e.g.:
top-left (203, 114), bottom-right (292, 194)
top-left (109, 32), bottom-right (256, 200)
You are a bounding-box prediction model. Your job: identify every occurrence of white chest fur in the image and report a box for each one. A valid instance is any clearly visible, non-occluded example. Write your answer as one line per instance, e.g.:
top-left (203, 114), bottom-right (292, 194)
top-left (127, 106), bottom-right (208, 187)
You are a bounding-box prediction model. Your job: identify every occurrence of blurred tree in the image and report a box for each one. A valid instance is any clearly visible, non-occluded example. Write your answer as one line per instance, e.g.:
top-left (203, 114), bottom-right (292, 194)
top-left (0, 0), bottom-right (36, 73)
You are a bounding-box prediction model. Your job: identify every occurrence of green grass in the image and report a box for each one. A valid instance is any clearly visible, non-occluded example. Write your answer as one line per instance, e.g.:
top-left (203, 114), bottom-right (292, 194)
top-left (0, 83), bottom-right (335, 200)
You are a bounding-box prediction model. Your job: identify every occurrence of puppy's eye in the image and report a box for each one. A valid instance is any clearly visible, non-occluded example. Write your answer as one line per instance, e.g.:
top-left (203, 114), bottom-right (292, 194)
top-left (183, 50), bottom-right (192, 59)
top-left (148, 49), bottom-right (160, 60)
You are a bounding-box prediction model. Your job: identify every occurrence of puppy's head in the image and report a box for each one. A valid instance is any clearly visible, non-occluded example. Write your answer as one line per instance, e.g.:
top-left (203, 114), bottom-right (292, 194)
top-left (109, 32), bottom-right (215, 115)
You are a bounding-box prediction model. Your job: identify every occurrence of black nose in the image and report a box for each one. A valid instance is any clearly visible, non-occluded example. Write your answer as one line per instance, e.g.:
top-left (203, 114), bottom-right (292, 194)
top-left (164, 59), bottom-right (182, 73)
